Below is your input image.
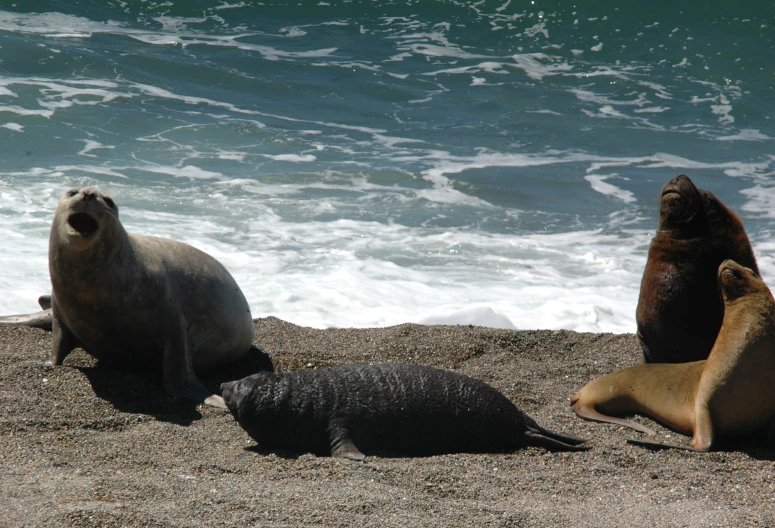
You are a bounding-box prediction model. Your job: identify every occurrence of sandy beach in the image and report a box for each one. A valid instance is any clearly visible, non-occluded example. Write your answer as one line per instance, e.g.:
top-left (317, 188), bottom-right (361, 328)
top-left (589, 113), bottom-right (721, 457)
top-left (1, 317), bottom-right (774, 527)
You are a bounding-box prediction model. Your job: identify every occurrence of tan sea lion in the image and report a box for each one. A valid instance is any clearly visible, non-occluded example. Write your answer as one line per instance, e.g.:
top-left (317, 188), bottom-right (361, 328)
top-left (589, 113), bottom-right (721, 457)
top-left (572, 259), bottom-right (775, 451)
top-left (46, 187), bottom-right (255, 408)
top-left (636, 174), bottom-right (758, 364)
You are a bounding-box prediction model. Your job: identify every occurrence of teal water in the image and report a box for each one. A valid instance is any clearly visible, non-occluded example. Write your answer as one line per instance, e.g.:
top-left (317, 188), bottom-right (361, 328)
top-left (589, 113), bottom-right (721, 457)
top-left (0, 1), bottom-right (773, 331)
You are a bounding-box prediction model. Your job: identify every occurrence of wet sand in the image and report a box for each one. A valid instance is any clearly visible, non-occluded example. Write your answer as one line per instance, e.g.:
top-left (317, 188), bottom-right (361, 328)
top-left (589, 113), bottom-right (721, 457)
top-left (1, 317), bottom-right (773, 527)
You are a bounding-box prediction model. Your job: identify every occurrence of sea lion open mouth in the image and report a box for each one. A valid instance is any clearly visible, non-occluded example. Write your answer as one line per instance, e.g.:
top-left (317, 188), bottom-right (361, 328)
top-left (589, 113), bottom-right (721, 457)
top-left (67, 212), bottom-right (99, 237)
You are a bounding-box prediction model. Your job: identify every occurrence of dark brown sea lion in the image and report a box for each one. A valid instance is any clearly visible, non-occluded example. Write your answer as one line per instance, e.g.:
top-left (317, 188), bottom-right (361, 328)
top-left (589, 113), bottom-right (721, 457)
top-left (573, 260), bottom-right (775, 451)
top-left (221, 363), bottom-right (588, 460)
top-left (46, 187), bottom-right (254, 408)
top-left (636, 174), bottom-right (757, 364)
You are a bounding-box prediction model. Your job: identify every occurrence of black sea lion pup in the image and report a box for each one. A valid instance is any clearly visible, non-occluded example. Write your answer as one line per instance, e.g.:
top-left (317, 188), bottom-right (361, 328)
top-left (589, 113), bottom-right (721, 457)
top-left (221, 363), bottom-right (588, 460)
top-left (47, 187), bottom-right (255, 408)
top-left (636, 174), bottom-right (757, 364)
top-left (573, 260), bottom-right (775, 451)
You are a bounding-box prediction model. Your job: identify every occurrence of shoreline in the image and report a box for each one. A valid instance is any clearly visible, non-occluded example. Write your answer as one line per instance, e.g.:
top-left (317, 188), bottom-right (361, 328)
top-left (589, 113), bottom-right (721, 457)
top-left (1, 317), bottom-right (773, 527)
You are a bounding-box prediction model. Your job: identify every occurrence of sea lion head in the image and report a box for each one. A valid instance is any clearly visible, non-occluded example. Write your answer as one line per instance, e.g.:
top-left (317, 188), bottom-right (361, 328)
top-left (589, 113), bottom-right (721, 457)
top-left (659, 174), bottom-right (705, 229)
top-left (220, 372), bottom-right (278, 420)
top-left (220, 376), bottom-right (255, 419)
top-left (52, 187), bottom-right (119, 251)
top-left (718, 259), bottom-right (763, 303)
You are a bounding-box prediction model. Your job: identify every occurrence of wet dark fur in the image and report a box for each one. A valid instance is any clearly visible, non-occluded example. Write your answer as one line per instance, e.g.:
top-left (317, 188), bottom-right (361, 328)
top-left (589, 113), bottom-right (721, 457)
top-left (221, 363), bottom-right (586, 458)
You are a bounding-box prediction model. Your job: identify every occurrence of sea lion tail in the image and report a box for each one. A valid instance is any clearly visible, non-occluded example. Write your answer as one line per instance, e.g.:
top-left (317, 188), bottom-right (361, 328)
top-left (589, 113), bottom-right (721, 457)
top-left (0, 309), bottom-right (53, 331)
top-left (572, 400), bottom-right (656, 436)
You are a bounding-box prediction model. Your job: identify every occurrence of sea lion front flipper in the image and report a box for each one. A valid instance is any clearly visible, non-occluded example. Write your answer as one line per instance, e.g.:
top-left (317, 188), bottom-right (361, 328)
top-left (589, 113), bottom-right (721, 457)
top-left (573, 402), bottom-right (657, 436)
top-left (636, 330), bottom-right (654, 363)
top-left (690, 400), bottom-right (714, 452)
top-left (329, 427), bottom-right (366, 461)
top-left (162, 324), bottom-right (225, 409)
top-left (0, 309), bottom-right (53, 331)
top-left (49, 308), bottom-right (77, 365)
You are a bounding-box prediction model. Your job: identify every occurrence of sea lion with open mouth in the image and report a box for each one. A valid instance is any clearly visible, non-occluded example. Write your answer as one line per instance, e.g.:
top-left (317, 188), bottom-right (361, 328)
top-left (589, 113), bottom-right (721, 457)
top-left (43, 187), bottom-right (254, 408)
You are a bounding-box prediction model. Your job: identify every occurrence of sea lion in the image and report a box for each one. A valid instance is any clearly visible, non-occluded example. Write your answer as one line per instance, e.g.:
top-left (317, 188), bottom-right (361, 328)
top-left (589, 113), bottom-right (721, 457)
top-left (46, 187), bottom-right (254, 408)
top-left (221, 363), bottom-right (588, 460)
top-left (572, 260), bottom-right (775, 451)
top-left (636, 174), bottom-right (758, 364)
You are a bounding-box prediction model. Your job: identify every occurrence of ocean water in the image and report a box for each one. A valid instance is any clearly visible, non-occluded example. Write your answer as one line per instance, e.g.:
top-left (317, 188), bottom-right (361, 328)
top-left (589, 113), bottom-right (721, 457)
top-left (0, 1), bottom-right (773, 333)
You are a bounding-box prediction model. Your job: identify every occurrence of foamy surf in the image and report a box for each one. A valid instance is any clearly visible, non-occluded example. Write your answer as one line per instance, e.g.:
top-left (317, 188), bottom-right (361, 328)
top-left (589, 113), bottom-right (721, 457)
top-left (0, 2), bottom-right (772, 333)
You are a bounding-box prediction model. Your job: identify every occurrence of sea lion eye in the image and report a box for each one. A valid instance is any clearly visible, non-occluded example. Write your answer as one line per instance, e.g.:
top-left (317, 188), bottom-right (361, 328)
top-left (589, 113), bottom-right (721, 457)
top-left (66, 189), bottom-right (78, 197)
top-left (103, 196), bottom-right (116, 210)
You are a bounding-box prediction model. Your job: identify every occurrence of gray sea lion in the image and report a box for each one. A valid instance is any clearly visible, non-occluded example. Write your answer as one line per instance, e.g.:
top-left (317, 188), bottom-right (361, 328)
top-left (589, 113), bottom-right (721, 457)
top-left (636, 174), bottom-right (758, 364)
top-left (46, 187), bottom-right (254, 408)
top-left (572, 260), bottom-right (775, 451)
top-left (221, 363), bottom-right (588, 460)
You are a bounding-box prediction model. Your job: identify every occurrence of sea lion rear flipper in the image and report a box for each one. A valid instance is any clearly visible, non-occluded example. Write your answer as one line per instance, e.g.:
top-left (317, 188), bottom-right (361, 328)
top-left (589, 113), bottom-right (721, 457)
top-left (0, 309), bottom-right (53, 331)
top-left (38, 295), bottom-right (52, 310)
top-left (527, 419), bottom-right (588, 447)
top-left (329, 426), bottom-right (366, 461)
top-left (627, 438), bottom-right (697, 451)
top-left (573, 403), bottom-right (657, 436)
top-left (523, 429), bottom-right (590, 451)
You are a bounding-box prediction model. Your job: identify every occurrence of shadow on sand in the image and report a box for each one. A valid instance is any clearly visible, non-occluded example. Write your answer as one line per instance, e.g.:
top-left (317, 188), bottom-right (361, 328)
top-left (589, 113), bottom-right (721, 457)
top-left (78, 345), bottom-right (274, 426)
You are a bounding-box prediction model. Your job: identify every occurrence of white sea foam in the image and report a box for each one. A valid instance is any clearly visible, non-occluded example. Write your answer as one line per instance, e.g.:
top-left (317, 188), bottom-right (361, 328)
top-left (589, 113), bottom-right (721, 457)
top-left (511, 53), bottom-right (573, 80)
top-left (584, 175), bottom-right (637, 204)
top-left (0, 3), bottom-right (771, 337)
top-left (263, 154), bottom-right (317, 162)
top-left (0, 10), bottom-right (338, 61)
top-left (716, 129), bottom-right (773, 142)
top-left (0, 175), bottom-right (646, 333)
top-left (77, 140), bottom-right (115, 158)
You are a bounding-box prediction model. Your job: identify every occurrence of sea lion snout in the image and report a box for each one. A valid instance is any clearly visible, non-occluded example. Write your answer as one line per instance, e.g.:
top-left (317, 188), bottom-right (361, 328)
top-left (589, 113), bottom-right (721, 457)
top-left (220, 380), bottom-right (249, 412)
top-left (659, 174), bottom-right (700, 224)
top-left (220, 381), bottom-right (235, 404)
